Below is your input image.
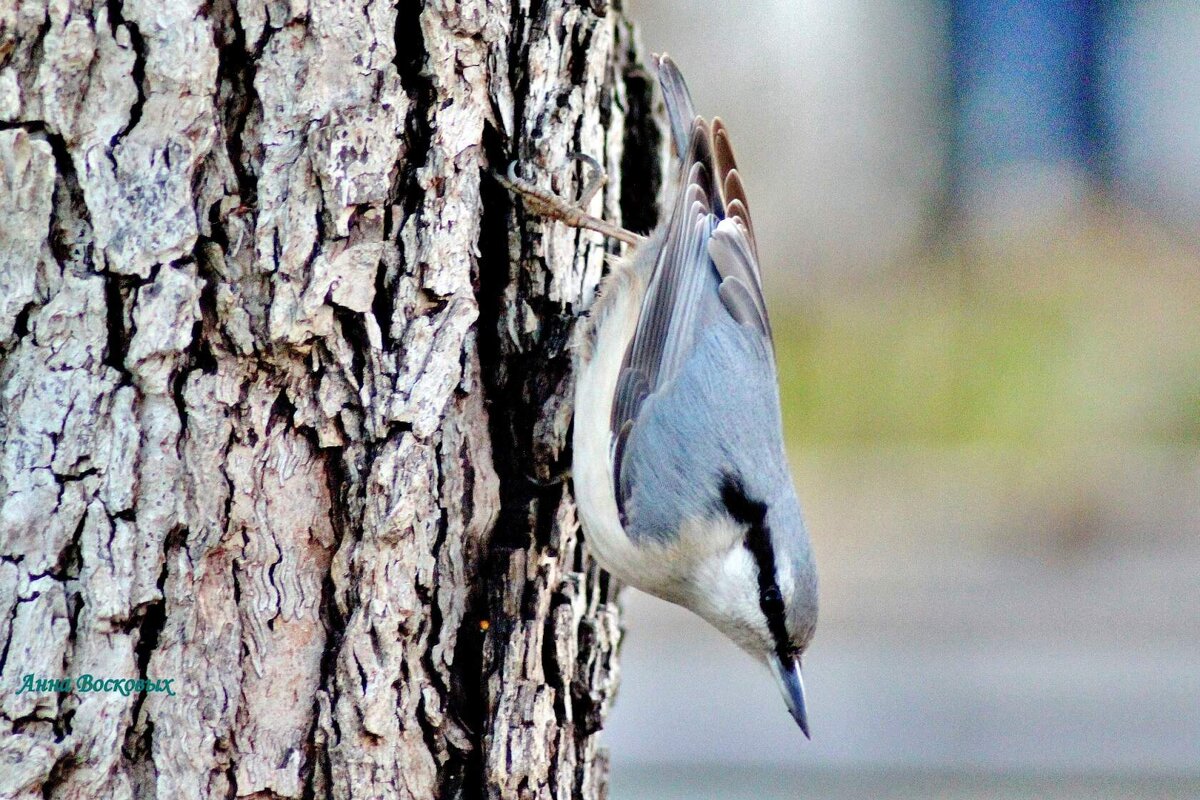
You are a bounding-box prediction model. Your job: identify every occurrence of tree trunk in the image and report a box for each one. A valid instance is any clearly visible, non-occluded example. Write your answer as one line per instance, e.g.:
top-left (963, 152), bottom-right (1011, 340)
top-left (0, 0), bottom-right (663, 797)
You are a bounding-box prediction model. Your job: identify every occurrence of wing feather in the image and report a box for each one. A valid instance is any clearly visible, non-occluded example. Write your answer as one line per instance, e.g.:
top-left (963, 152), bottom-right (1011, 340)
top-left (610, 57), bottom-right (775, 520)
top-left (656, 53), bottom-right (698, 159)
top-left (712, 118), bottom-right (760, 259)
top-left (710, 218), bottom-right (771, 338)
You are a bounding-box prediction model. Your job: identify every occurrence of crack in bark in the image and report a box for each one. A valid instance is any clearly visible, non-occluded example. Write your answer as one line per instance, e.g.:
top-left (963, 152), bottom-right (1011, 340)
top-left (103, 0), bottom-right (147, 166)
top-left (0, 598), bottom-right (21, 677)
top-left (103, 272), bottom-right (136, 379)
top-left (214, 0), bottom-right (269, 212)
top-left (391, 0), bottom-right (436, 316)
top-left (121, 525), bottom-right (176, 773)
top-left (618, 28), bottom-right (662, 235)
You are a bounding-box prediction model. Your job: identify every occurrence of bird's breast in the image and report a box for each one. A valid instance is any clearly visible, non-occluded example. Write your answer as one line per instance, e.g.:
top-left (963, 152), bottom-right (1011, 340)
top-left (572, 262), bottom-right (673, 592)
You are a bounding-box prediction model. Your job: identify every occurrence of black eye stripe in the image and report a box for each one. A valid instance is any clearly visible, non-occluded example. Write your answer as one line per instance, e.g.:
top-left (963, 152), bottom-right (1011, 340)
top-left (721, 476), bottom-right (792, 660)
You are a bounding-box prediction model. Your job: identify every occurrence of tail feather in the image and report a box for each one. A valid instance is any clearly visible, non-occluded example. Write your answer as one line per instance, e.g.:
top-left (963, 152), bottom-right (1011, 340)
top-left (653, 56), bottom-right (770, 338)
top-left (712, 119), bottom-right (758, 256)
top-left (655, 54), bottom-right (697, 159)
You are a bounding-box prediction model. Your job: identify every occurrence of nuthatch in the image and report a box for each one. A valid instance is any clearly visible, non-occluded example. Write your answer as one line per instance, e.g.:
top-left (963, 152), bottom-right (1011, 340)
top-left (501, 55), bottom-right (817, 736)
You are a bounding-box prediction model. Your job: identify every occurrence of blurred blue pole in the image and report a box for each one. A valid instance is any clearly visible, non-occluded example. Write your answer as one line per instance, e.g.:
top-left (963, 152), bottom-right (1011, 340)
top-left (948, 0), bottom-right (1110, 208)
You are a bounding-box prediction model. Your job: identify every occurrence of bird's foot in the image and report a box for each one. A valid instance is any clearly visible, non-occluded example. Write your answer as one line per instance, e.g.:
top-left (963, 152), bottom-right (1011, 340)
top-left (497, 154), bottom-right (644, 246)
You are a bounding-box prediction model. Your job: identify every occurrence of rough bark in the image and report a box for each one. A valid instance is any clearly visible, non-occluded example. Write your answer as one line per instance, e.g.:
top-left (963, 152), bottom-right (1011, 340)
top-left (0, 1), bottom-right (662, 798)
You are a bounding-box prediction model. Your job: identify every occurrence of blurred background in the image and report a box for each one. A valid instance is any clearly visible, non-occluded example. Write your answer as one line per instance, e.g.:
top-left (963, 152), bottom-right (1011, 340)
top-left (607, 1), bottom-right (1200, 798)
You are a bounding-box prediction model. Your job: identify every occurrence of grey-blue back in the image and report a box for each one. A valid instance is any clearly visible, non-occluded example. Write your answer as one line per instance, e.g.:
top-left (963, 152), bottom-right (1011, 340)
top-left (620, 271), bottom-right (795, 545)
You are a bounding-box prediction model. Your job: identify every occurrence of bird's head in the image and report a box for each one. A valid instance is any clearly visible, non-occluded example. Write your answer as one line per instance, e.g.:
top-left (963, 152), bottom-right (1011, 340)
top-left (677, 477), bottom-right (818, 737)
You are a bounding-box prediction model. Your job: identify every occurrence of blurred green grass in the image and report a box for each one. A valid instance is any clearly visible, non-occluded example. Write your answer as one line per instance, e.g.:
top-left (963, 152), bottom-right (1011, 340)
top-left (771, 216), bottom-right (1200, 450)
top-left (776, 293), bottom-right (1070, 446)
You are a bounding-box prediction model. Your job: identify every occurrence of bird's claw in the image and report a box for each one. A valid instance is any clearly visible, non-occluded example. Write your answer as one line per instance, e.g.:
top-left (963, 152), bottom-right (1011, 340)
top-left (496, 156), bottom-right (643, 246)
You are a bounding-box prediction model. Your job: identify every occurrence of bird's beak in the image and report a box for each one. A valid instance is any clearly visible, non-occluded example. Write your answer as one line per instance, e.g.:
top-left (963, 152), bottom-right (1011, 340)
top-left (769, 653), bottom-right (810, 738)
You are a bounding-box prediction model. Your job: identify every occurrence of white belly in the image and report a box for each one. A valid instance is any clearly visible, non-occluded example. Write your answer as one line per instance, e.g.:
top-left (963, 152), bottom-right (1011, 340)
top-left (572, 264), bottom-right (671, 592)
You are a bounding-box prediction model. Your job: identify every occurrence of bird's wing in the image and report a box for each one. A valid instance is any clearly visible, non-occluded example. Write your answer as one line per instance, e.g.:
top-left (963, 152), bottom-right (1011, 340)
top-left (610, 56), bottom-right (774, 522)
top-left (657, 53), bottom-right (697, 159)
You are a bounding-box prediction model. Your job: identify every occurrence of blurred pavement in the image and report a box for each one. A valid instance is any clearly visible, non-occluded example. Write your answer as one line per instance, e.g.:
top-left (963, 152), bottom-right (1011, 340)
top-left (605, 447), bottom-right (1200, 798)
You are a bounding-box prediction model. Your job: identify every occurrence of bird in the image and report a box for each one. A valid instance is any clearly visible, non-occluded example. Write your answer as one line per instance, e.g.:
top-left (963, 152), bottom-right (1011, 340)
top-left (500, 54), bottom-right (818, 737)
